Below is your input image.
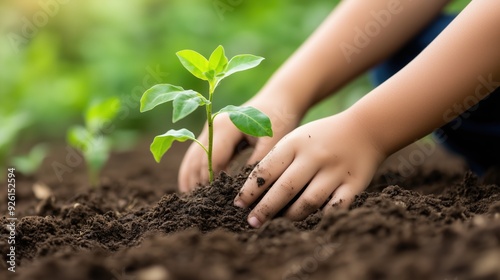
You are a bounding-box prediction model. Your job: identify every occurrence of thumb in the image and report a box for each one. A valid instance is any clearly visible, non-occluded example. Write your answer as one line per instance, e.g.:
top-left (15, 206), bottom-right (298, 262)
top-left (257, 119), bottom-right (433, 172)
top-left (210, 126), bottom-right (244, 175)
top-left (246, 138), bottom-right (276, 165)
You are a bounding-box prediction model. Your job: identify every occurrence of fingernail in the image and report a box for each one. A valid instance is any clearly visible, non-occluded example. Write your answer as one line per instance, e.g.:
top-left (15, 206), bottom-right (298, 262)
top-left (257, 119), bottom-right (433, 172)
top-left (248, 216), bottom-right (262, 228)
top-left (234, 199), bottom-right (245, 208)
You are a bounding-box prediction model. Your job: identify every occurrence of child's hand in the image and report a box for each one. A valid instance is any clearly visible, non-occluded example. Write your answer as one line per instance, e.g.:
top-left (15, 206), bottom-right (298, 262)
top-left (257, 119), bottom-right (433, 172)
top-left (178, 97), bottom-right (302, 192)
top-left (233, 111), bottom-right (386, 228)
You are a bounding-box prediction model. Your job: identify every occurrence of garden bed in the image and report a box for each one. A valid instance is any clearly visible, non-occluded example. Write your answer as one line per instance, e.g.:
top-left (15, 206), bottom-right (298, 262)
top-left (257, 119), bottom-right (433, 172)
top-left (1, 141), bottom-right (500, 280)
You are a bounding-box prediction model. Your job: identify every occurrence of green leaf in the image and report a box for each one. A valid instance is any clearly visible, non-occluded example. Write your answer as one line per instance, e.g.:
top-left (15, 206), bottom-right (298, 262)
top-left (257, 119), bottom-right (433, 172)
top-left (84, 136), bottom-right (110, 175)
top-left (85, 97), bottom-right (121, 133)
top-left (218, 105), bottom-right (273, 137)
top-left (204, 69), bottom-right (215, 82)
top-left (223, 54), bottom-right (264, 79)
top-left (172, 92), bottom-right (209, 123)
top-left (0, 113), bottom-right (30, 157)
top-left (176, 50), bottom-right (209, 80)
top-left (208, 45), bottom-right (228, 74)
top-left (11, 143), bottom-right (48, 176)
top-left (67, 126), bottom-right (92, 152)
top-left (140, 84), bottom-right (195, 112)
top-left (150, 129), bottom-right (196, 162)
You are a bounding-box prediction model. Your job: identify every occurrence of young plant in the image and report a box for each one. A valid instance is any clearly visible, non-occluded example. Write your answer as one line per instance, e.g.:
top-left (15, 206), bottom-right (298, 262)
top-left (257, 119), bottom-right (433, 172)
top-left (67, 97), bottom-right (121, 187)
top-left (0, 113), bottom-right (30, 179)
top-left (11, 143), bottom-right (48, 176)
top-left (140, 45), bottom-right (273, 183)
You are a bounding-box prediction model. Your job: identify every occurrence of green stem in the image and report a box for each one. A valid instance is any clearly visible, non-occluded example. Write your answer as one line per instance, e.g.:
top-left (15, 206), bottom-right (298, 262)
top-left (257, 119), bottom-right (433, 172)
top-left (206, 83), bottom-right (215, 183)
top-left (88, 165), bottom-right (99, 188)
top-left (193, 139), bottom-right (209, 154)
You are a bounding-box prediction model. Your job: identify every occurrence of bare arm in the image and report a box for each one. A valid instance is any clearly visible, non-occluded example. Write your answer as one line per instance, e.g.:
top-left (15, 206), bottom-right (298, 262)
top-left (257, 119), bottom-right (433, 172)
top-left (350, 0), bottom-right (500, 156)
top-left (179, 0), bottom-right (451, 190)
top-left (252, 0), bottom-right (452, 115)
top-left (235, 0), bottom-right (500, 228)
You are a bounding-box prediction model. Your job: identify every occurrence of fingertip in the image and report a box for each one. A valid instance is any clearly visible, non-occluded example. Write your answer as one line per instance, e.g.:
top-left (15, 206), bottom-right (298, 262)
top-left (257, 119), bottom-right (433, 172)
top-left (233, 198), bottom-right (245, 208)
top-left (325, 184), bottom-right (357, 210)
top-left (248, 216), bottom-right (262, 228)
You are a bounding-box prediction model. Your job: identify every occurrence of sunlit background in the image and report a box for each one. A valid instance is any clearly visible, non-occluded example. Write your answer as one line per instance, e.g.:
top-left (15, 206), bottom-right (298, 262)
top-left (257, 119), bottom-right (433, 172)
top-left (0, 0), bottom-right (469, 172)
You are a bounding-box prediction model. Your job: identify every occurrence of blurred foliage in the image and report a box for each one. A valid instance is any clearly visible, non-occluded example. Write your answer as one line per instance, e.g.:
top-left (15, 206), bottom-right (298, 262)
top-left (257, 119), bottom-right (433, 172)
top-left (0, 0), bottom-right (469, 155)
top-left (66, 97), bottom-right (124, 187)
top-left (11, 143), bottom-right (48, 176)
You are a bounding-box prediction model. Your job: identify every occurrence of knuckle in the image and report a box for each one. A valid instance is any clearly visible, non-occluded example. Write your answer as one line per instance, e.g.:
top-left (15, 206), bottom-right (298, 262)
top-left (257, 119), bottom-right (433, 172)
top-left (300, 194), bottom-right (323, 210)
top-left (277, 180), bottom-right (295, 194)
top-left (253, 203), bottom-right (273, 220)
top-left (238, 187), bottom-right (258, 204)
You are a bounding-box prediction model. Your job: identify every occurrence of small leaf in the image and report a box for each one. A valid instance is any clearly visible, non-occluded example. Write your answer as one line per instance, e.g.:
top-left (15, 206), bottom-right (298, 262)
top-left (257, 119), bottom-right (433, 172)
top-left (85, 97), bottom-right (121, 133)
top-left (140, 84), bottom-right (194, 112)
top-left (150, 129), bottom-right (196, 162)
top-left (204, 69), bottom-right (215, 82)
top-left (176, 50), bottom-right (209, 80)
top-left (11, 143), bottom-right (48, 176)
top-left (0, 113), bottom-right (30, 150)
top-left (208, 45), bottom-right (228, 74)
top-left (223, 54), bottom-right (264, 78)
top-left (218, 105), bottom-right (273, 137)
top-left (67, 126), bottom-right (92, 152)
top-left (172, 92), bottom-right (209, 123)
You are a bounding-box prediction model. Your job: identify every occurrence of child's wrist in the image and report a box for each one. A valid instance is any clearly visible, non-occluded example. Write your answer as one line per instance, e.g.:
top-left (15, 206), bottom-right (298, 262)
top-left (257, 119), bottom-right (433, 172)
top-left (340, 109), bottom-right (390, 162)
top-left (250, 88), bottom-right (311, 118)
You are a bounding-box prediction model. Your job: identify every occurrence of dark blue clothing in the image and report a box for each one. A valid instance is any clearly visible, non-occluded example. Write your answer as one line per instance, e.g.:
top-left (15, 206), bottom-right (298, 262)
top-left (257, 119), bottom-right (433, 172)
top-left (370, 14), bottom-right (500, 175)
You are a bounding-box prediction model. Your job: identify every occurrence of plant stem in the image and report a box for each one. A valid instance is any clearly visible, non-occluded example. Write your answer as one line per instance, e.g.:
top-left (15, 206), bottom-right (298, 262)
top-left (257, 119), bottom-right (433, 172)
top-left (88, 166), bottom-right (99, 188)
top-left (206, 84), bottom-right (215, 183)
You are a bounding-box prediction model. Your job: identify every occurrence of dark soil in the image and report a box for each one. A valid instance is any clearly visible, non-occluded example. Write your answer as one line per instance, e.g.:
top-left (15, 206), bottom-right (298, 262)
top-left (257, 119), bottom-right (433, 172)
top-left (1, 141), bottom-right (500, 280)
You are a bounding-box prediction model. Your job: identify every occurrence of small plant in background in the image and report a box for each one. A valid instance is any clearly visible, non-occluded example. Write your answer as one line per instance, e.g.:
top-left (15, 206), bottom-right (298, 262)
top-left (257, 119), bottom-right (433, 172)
top-left (67, 97), bottom-right (121, 187)
top-left (11, 143), bottom-right (48, 176)
top-left (140, 45), bottom-right (273, 183)
top-left (0, 113), bottom-right (31, 179)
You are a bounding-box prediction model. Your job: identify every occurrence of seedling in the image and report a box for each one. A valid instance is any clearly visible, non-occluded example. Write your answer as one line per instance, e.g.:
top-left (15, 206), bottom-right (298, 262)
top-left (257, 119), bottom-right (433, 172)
top-left (67, 97), bottom-right (121, 187)
top-left (0, 113), bottom-right (30, 179)
top-left (11, 143), bottom-right (48, 176)
top-left (140, 45), bottom-right (273, 183)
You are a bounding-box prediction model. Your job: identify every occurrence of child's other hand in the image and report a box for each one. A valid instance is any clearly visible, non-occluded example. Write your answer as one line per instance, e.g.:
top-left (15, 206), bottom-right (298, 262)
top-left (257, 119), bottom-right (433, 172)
top-left (178, 97), bottom-right (302, 192)
top-left (233, 111), bottom-right (385, 228)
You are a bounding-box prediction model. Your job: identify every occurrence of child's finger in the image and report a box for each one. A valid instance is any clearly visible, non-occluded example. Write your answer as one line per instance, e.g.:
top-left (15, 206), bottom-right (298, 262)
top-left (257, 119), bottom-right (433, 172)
top-left (179, 143), bottom-right (204, 192)
top-left (234, 140), bottom-right (294, 208)
top-left (284, 170), bottom-right (343, 220)
top-left (211, 120), bottom-right (243, 175)
top-left (323, 183), bottom-right (358, 210)
top-left (246, 137), bottom-right (276, 166)
top-left (245, 161), bottom-right (317, 228)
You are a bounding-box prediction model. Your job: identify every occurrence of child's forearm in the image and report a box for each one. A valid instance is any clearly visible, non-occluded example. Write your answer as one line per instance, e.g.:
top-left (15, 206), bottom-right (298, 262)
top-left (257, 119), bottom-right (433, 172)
top-left (254, 0), bottom-right (450, 115)
top-left (348, 0), bottom-right (500, 156)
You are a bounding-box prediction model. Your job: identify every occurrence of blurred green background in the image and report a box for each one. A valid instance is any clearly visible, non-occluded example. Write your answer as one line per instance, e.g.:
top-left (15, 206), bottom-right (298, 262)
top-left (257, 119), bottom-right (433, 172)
top-left (0, 0), bottom-right (469, 166)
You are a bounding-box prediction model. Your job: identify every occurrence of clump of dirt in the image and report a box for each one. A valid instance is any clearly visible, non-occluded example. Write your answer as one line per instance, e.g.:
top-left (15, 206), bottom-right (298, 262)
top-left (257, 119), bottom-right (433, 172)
top-left (1, 143), bottom-right (500, 280)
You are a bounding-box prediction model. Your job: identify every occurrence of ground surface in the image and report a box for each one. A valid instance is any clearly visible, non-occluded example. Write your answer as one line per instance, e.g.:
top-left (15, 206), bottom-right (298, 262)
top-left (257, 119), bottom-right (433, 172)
top-left (1, 141), bottom-right (500, 280)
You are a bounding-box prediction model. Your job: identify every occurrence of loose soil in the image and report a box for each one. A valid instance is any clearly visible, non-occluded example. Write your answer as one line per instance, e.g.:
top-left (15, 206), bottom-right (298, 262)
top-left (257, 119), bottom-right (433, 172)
top-left (1, 141), bottom-right (500, 280)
